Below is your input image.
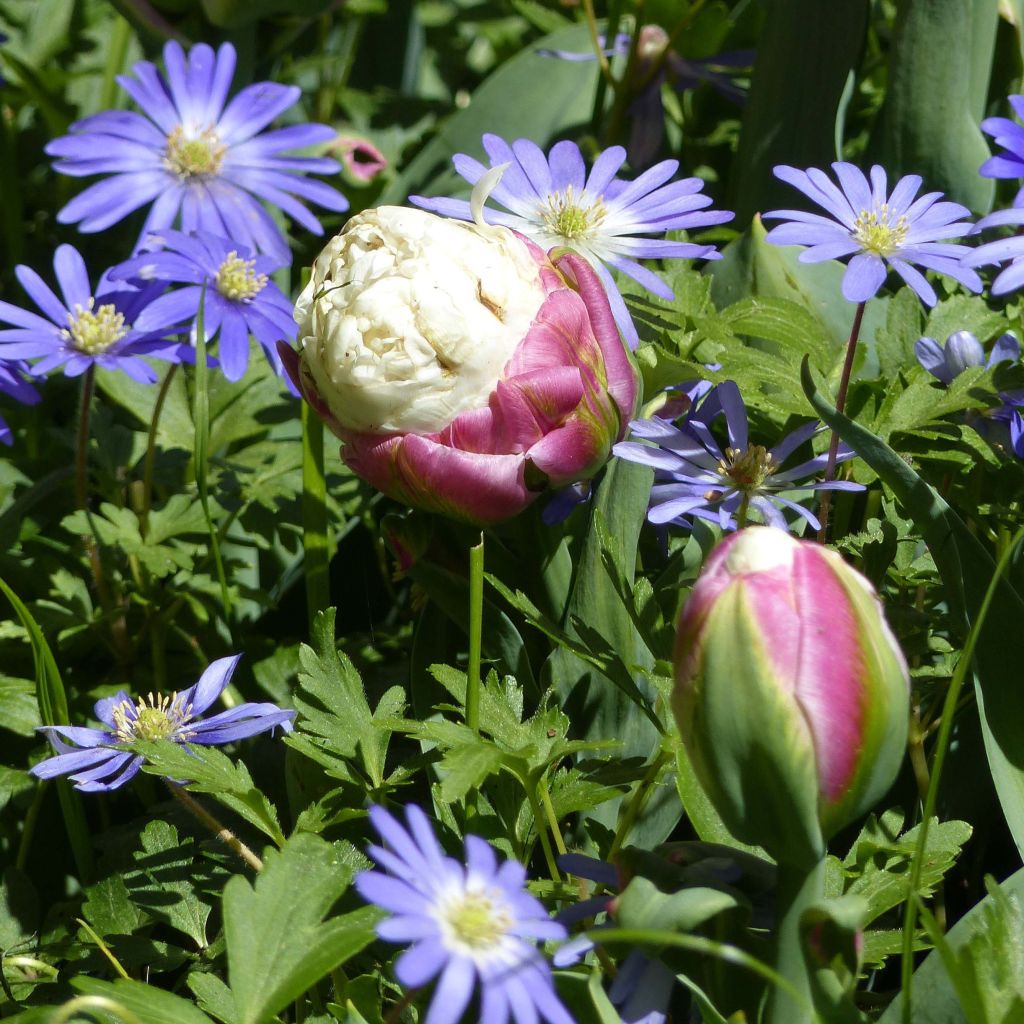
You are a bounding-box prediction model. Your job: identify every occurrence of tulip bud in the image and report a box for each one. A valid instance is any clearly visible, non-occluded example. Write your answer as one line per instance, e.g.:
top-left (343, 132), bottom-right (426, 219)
top-left (284, 206), bottom-right (638, 524)
top-left (673, 527), bottom-right (909, 866)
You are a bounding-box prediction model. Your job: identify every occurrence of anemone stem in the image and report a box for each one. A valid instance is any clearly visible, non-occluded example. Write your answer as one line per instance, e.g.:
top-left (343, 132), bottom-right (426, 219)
top-left (167, 781), bottom-right (263, 872)
top-left (817, 300), bottom-right (866, 543)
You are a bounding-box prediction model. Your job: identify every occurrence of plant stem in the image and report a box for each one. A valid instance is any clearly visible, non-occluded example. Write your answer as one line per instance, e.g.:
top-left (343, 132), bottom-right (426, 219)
top-left (817, 300), bottom-right (866, 543)
top-left (608, 749), bottom-right (670, 859)
top-left (466, 534), bottom-right (484, 735)
top-left (537, 774), bottom-right (568, 856)
top-left (768, 856), bottom-right (826, 1024)
top-left (899, 525), bottom-right (1024, 1024)
top-left (527, 785), bottom-right (562, 882)
top-left (76, 366), bottom-right (132, 669)
top-left (139, 364), bottom-right (178, 539)
top-left (302, 401), bottom-right (331, 632)
top-left (166, 782), bottom-right (263, 872)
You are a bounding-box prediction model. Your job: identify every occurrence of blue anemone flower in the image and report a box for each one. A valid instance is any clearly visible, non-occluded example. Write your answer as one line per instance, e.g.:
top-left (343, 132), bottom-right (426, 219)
top-left (355, 804), bottom-right (573, 1024)
top-left (978, 94), bottom-right (1024, 204)
top-left (914, 330), bottom-right (1020, 385)
top-left (111, 230), bottom-right (298, 383)
top-left (411, 134), bottom-right (733, 348)
top-left (0, 244), bottom-right (187, 383)
top-left (763, 162), bottom-right (981, 306)
top-left (46, 41), bottom-right (348, 264)
top-left (614, 381), bottom-right (862, 532)
top-left (29, 656), bottom-right (294, 793)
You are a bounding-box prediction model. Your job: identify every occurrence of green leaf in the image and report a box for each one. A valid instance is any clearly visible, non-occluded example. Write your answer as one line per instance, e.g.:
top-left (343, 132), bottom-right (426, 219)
top-left (134, 742), bottom-right (285, 847)
top-left (288, 608), bottom-right (402, 789)
top-left (187, 972), bottom-right (238, 1024)
top-left (876, 866), bottom-right (1024, 1024)
top-left (0, 675), bottom-right (39, 737)
top-left (802, 358), bottom-right (1024, 858)
top-left (868, 0), bottom-right (997, 211)
top-left (729, 0), bottom-right (868, 221)
top-left (223, 833), bottom-right (378, 1024)
top-left (82, 874), bottom-right (144, 938)
top-left (380, 22), bottom-right (599, 206)
top-left (127, 821), bottom-right (214, 950)
top-left (616, 876), bottom-right (740, 936)
top-left (72, 976), bottom-right (216, 1024)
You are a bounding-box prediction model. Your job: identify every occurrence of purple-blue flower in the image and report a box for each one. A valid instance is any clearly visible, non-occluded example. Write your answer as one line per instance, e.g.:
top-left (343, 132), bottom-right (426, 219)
top-left (410, 134), bottom-right (733, 348)
top-left (0, 360), bottom-right (41, 445)
top-left (614, 381), bottom-right (862, 532)
top-left (355, 804), bottom-right (573, 1024)
top-left (0, 245), bottom-right (187, 383)
top-left (29, 656), bottom-right (294, 793)
top-left (960, 206), bottom-right (1024, 295)
top-left (914, 330), bottom-right (1019, 385)
top-left (46, 41), bottom-right (348, 265)
top-left (979, 95), bottom-right (1024, 204)
top-left (111, 230), bottom-right (298, 383)
top-left (763, 163), bottom-right (981, 306)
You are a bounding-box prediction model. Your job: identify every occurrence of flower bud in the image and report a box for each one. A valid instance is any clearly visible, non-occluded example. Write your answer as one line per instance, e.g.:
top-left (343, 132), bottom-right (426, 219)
top-left (673, 527), bottom-right (909, 866)
top-left (285, 207), bottom-right (638, 524)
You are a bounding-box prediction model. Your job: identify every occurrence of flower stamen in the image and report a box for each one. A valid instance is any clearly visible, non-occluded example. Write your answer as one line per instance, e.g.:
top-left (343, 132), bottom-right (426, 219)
top-left (538, 186), bottom-right (606, 241)
top-left (851, 204), bottom-right (909, 256)
top-left (719, 445), bottom-right (776, 491)
top-left (164, 125), bottom-right (226, 180)
top-left (111, 691), bottom-right (193, 742)
top-left (62, 299), bottom-right (129, 354)
top-left (441, 890), bottom-right (512, 953)
top-left (216, 253), bottom-right (268, 301)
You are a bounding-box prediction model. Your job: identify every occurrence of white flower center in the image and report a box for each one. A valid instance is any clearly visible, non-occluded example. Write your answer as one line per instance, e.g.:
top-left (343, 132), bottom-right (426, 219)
top-left (216, 252), bottom-right (267, 301)
top-left (852, 204), bottom-right (909, 256)
top-left (165, 125), bottom-right (226, 179)
top-left (62, 299), bottom-right (129, 354)
top-left (439, 887), bottom-right (513, 956)
top-left (538, 186), bottom-right (607, 242)
top-left (111, 691), bottom-right (193, 742)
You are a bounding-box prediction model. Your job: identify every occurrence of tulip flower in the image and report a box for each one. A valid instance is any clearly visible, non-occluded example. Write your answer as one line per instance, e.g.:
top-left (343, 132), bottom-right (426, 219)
top-left (282, 206), bottom-right (638, 524)
top-left (673, 527), bottom-right (909, 868)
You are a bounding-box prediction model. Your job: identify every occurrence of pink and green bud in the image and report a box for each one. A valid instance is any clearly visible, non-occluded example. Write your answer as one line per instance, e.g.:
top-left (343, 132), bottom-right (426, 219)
top-left (673, 527), bottom-right (909, 866)
top-left (282, 206), bottom-right (638, 524)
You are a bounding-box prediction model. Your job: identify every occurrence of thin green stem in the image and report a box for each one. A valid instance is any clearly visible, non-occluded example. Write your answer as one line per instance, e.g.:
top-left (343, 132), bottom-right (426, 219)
top-left (50, 996), bottom-right (142, 1024)
top-left (15, 779), bottom-right (47, 871)
top-left (139, 364), bottom-right (178, 539)
top-left (735, 492), bottom-right (750, 529)
top-left (167, 782), bottom-right (263, 872)
top-left (99, 15), bottom-right (132, 111)
top-left (76, 367), bottom-right (131, 669)
top-left (302, 401), bottom-right (331, 633)
top-left (526, 785), bottom-right (561, 882)
top-left (608, 749), bottom-right (670, 859)
top-left (768, 857), bottom-right (827, 1024)
top-left (537, 774), bottom-right (567, 857)
top-left (466, 534), bottom-right (485, 736)
top-left (899, 525), bottom-right (1024, 1024)
top-left (817, 300), bottom-right (866, 543)
top-left (582, 0), bottom-right (616, 88)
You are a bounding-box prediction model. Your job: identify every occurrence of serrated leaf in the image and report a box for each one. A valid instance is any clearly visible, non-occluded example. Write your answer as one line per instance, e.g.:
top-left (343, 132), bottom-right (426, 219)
top-left (82, 873), bottom-right (144, 937)
top-left (223, 833), bottom-right (378, 1024)
top-left (135, 741), bottom-right (284, 846)
top-left (127, 820), bottom-right (213, 949)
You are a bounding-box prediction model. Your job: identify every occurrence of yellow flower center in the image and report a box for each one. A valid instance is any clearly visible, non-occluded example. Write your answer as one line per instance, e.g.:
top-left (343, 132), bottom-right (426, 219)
top-left (539, 186), bottom-right (607, 241)
top-left (62, 300), bottom-right (129, 354)
top-left (164, 125), bottom-right (226, 179)
top-left (444, 891), bottom-right (511, 951)
top-left (852, 204), bottom-right (909, 256)
top-left (216, 252), bottom-right (268, 301)
top-left (719, 445), bottom-right (776, 492)
top-left (111, 692), bottom-right (193, 742)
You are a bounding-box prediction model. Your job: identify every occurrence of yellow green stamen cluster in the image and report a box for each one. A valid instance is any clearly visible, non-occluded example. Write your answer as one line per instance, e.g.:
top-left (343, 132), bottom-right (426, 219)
top-left (111, 692), bottom-right (193, 742)
top-left (164, 125), bottom-right (226, 180)
top-left (216, 252), bottom-right (268, 301)
top-left (443, 891), bottom-right (512, 951)
top-left (62, 300), bottom-right (129, 354)
top-left (852, 203), bottom-right (909, 256)
top-left (540, 186), bottom-right (606, 241)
